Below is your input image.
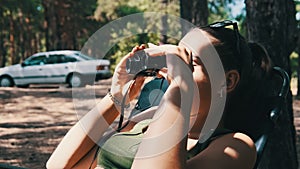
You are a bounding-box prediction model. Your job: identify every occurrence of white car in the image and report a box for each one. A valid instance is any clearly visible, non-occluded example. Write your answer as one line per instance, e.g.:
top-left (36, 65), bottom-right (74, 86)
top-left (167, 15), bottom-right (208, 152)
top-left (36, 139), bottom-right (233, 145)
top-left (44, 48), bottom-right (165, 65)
top-left (0, 50), bottom-right (111, 87)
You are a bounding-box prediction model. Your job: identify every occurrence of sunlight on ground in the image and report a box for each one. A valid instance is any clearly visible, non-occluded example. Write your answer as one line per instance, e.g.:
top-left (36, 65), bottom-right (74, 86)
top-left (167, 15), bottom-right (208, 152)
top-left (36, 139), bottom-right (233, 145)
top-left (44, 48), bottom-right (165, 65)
top-left (291, 77), bottom-right (297, 96)
top-left (291, 77), bottom-right (300, 169)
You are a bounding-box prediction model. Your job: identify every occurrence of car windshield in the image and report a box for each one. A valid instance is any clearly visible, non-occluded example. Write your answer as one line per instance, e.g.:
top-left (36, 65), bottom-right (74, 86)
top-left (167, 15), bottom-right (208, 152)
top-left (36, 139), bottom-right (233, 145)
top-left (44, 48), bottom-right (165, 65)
top-left (74, 52), bottom-right (95, 60)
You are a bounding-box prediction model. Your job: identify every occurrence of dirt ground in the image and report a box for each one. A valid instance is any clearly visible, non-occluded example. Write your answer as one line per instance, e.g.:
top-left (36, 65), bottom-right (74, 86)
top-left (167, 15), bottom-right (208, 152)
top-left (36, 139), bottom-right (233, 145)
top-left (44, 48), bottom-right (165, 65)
top-left (1, 78), bottom-right (300, 169)
top-left (0, 79), bottom-right (111, 169)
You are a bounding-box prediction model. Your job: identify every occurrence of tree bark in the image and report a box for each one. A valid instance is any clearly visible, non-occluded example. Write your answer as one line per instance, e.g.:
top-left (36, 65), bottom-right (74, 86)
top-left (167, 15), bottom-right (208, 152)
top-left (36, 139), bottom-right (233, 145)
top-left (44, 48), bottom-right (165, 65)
top-left (42, 0), bottom-right (50, 51)
top-left (0, 32), bottom-right (7, 67)
top-left (0, 8), bottom-right (7, 67)
top-left (296, 30), bottom-right (300, 96)
top-left (42, 0), bottom-right (58, 51)
top-left (246, 0), bottom-right (298, 169)
top-left (9, 11), bottom-right (15, 65)
top-left (297, 43), bottom-right (300, 97)
top-left (18, 8), bottom-right (25, 62)
top-left (180, 0), bottom-right (208, 35)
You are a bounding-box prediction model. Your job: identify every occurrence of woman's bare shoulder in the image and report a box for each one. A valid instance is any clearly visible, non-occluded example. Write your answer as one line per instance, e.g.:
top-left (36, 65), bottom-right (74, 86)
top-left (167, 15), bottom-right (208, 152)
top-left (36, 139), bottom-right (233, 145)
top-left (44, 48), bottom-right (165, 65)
top-left (187, 132), bottom-right (257, 169)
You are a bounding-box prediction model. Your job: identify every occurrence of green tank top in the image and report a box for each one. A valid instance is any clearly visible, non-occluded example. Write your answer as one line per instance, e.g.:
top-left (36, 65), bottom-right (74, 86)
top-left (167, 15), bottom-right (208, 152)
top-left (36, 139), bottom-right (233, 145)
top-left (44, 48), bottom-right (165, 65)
top-left (97, 119), bottom-right (232, 169)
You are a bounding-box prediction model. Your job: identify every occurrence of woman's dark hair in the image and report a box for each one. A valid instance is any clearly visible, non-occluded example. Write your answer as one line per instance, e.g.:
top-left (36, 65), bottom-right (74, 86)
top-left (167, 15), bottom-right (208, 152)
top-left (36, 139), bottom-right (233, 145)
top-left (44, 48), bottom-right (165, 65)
top-left (202, 27), bottom-right (273, 140)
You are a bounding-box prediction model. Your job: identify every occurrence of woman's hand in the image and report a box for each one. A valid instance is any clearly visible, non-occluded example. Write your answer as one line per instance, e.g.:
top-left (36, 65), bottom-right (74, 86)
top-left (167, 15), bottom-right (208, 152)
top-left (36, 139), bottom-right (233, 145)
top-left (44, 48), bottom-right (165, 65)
top-left (145, 44), bottom-right (194, 82)
top-left (146, 44), bottom-right (196, 114)
top-left (110, 45), bottom-right (147, 104)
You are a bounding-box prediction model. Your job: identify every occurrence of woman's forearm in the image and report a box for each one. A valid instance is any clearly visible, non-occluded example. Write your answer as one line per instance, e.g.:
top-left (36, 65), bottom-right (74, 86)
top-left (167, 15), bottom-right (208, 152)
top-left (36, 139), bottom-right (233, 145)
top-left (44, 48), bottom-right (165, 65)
top-left (132, 81), bottom-right (194, 169)
top-left (46, 94), bottom-right (119, 169)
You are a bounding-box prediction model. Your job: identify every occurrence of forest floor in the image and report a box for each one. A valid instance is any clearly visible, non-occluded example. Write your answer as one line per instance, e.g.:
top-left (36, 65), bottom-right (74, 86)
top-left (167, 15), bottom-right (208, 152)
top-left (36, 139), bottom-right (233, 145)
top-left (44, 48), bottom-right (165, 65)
top-left (0, 78), bottom-right (300, 169)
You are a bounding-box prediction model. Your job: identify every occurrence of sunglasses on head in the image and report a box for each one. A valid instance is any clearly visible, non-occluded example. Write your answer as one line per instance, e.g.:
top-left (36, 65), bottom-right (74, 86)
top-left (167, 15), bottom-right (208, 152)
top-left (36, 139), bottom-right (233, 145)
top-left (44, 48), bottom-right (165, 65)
top-left (203, 20), bottom-right (241, 56)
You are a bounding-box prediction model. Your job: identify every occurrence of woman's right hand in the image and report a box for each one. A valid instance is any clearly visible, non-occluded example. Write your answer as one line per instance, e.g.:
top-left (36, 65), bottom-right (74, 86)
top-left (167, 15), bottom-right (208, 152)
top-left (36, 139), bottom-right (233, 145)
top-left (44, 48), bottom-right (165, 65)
top-left (145, 44), bottom-right (194, 82)
top-left (145, 44), bottom-right (196, 115)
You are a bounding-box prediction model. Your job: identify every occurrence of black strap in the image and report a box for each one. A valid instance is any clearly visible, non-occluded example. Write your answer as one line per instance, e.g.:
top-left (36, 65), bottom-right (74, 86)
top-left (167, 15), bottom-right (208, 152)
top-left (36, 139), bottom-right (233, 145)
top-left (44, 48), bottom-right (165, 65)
top-left (187, 129), bottom-right (233, 159)
top-left (117, 71), bottom-right (165, 132)
top-left (88, 145), bottom-right (100, 169)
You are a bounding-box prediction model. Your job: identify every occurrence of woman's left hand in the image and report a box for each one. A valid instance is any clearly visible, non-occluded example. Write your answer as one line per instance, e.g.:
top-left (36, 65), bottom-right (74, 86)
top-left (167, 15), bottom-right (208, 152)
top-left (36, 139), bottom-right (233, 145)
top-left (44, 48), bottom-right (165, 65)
top-left (110, 45), bottom-right (147, 104)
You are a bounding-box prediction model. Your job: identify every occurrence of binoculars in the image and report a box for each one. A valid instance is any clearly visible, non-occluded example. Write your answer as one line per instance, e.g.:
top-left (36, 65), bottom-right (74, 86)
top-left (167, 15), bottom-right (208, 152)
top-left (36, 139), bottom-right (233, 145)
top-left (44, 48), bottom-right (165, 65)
top-left (126, 50), bottom-right (166, 75)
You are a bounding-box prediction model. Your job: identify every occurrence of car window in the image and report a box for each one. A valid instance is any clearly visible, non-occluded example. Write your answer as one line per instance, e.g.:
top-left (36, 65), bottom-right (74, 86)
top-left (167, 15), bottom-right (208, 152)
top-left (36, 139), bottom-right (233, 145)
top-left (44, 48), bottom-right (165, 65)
top-left (74, 52), bottom-right (94, 60)
top-left (25, 55), bottom-right (46, 66)
top-left (45, 54), bottom-right (78, 64)
top-left (61, 55), bottom-right (78, 63)
top-left (46, 55), bottom-right (62, 64)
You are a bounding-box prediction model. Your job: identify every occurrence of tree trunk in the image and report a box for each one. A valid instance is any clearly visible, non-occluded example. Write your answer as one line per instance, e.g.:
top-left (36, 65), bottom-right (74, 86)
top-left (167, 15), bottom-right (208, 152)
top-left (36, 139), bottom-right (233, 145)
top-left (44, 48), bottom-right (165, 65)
top-left (42, 0), bottom-right (57, 51)
top-left (9, 11), bottom-right (15, 65)
top-left (296, 32), bottom-right (300, 96)
top-left (55, 0), bottom-right (62, 50)
top-left (246, 0), bottom-right (298, 169)
top-left (0, 32), bottom-right (7, 67)
top-left (42, 0), bottom-right (50, 51)
top-left (18, 8), bottom-right (25, 62)
top-left (298, 65), bottom-right (300, 96)
top-left (0, 9), bottom-right (7, 67)
top-left (180, 0), bottom-right (208, 35)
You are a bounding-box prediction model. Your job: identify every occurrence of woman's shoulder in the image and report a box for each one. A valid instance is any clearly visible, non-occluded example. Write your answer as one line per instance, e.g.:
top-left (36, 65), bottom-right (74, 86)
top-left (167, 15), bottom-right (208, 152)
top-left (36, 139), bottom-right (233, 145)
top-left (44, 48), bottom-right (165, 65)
top-left (187, 132), bottom-right (257, 169)
top-left (215, 132), bottom-right (257, 160)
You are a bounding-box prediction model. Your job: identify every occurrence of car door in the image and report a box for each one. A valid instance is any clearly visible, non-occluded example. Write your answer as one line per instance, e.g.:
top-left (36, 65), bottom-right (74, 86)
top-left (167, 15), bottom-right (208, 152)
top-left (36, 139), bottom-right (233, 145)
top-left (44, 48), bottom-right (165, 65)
top-left (19, 55), bottom-right (47, 84)
top-left (42, 54), bottom-right (77, 83)
top-left (42, 54), bottom-right (68, 83)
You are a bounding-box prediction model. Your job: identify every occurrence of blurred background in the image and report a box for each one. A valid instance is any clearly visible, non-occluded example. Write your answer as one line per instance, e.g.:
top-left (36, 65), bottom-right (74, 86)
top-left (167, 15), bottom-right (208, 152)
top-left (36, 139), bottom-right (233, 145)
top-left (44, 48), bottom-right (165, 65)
top-left (0, 0), bottom-right (300, 169)
top-left (0, 0), bottom-right (251, 69)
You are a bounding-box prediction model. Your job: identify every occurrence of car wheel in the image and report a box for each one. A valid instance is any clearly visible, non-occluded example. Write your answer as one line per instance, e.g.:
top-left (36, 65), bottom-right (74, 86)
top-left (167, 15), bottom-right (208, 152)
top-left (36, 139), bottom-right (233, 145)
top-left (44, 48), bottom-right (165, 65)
top-left (0, 76), bottom-right (14, 87)
top-left (68, 74), bottom-right (83, 87)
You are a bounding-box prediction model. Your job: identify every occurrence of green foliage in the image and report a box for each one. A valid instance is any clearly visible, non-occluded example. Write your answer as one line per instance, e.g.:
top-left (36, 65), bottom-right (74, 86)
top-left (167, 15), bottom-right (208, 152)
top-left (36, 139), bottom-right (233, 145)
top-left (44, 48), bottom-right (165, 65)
top-left (95, 0), bottom-right (180, 70)
top-left (296, 0), bottom-right (300, 9)
top-left (208, 0), bottom-right (246, 37)
top-left (208, 0), bottom-right (230, 23)
top-left (115, 5), bottom-right (141, 17)
top-left (106, 33), bottom-right (159, 70)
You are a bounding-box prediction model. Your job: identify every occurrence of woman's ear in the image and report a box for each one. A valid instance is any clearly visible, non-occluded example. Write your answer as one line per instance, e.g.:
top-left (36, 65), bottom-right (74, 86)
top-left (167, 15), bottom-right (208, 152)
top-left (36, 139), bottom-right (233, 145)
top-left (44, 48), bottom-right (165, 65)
top-left (225, 70), bottom-right (240, 93)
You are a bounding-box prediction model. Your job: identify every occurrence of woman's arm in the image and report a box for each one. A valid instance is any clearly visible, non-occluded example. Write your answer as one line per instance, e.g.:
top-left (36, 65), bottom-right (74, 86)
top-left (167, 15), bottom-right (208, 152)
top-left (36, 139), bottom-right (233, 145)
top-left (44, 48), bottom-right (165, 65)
top-left (47, 45), bottom-right (147, 169)
top-left (131, 46), bottom-right (195, 169)
top-left (46, 94), bottom-right (119, 169)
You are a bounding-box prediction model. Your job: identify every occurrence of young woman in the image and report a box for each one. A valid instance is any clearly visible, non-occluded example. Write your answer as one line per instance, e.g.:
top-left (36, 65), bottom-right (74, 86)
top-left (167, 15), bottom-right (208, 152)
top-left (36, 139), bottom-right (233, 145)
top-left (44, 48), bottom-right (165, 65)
top-left (47, 20), bottom-right (272, 169)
